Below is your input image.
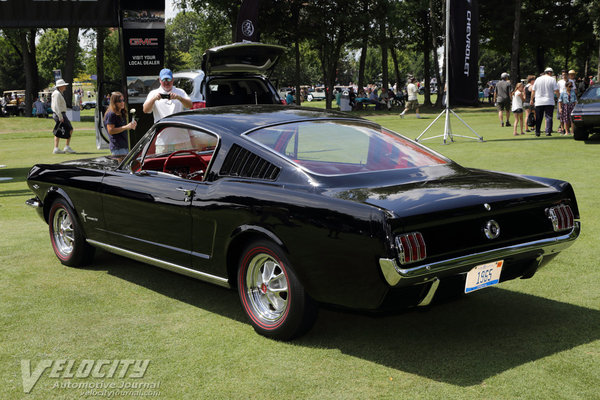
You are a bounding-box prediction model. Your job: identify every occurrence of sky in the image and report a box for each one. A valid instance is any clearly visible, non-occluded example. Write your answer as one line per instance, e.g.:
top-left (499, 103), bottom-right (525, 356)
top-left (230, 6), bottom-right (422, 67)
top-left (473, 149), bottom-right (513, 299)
top-left (165, 0), bottom-right (179, 22)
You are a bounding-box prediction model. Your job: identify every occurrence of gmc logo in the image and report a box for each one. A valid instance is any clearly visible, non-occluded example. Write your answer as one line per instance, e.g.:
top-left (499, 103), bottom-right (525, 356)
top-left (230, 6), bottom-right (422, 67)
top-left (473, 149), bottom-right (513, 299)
top-left (129, 38), bottom-right (158, 46)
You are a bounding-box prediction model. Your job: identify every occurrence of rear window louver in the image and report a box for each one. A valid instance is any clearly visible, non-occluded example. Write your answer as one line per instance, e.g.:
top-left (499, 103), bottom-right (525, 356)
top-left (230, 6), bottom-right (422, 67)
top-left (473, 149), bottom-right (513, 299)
top-left (220, 144), bottom-right (280, 181)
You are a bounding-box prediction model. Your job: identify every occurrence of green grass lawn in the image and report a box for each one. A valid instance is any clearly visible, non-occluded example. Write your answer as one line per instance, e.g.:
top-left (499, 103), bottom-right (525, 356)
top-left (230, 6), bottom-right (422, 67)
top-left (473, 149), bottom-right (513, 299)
top-left (1, 105), bottom-right (599, 399)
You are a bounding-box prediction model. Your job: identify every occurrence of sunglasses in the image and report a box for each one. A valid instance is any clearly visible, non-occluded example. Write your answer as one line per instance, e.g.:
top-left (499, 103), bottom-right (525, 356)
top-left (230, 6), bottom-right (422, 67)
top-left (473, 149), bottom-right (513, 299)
top-left (162, 78), bottom-right (172, 83)
top-left (115, 98), bottom-right (124, 103)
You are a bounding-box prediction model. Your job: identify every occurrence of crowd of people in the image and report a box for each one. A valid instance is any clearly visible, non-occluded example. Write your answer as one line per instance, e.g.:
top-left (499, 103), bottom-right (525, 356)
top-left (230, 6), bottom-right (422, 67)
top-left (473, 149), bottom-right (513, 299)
top-left (489, 69), bottom-right (597, 137)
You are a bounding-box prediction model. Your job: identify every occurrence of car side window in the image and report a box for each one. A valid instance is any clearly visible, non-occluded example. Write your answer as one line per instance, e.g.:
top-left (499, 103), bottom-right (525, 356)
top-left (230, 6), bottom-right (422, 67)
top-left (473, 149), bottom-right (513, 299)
top-left (173, 78), bottom-right (194, 96)
top-left (124, 126), bottom-right (218, 181)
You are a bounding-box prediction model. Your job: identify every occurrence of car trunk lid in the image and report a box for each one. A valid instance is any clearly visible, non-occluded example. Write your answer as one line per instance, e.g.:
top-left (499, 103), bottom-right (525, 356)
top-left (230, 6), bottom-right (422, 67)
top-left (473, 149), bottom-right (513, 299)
top-left (201, 42), bottom-right (286, 76)
top-left (331, 168), bottom-right (575, 263)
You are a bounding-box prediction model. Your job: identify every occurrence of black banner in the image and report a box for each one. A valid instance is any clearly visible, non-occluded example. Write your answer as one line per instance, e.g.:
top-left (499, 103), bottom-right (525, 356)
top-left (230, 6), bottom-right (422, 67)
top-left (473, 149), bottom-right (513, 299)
top-left (235, 0), bottom-right (260, 42)
top-left (0, 0), bottom-right (118, 28)
top-left (120, 1), bottom-right (165, 147)
top-left (448, 0), bottom-right (479, 106)
top-left (122, 28), bottom-right (165, 77)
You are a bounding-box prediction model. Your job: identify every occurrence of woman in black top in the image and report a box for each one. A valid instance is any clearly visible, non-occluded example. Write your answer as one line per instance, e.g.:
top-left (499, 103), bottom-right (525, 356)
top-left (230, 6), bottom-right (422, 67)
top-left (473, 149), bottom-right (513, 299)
top-left (524, 75), bottom-right (536, 132)
top-left (104, 92), bottom-right (137, 157)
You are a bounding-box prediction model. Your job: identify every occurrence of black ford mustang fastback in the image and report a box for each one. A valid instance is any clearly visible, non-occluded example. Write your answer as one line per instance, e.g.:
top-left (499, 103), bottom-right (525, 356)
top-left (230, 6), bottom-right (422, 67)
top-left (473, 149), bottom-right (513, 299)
top-left (26, 105), bottom-right (580, 339)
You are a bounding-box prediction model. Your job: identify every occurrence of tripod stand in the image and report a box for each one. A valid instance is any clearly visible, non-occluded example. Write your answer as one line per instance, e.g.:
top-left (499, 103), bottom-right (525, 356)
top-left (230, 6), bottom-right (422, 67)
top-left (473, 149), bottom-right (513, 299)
top-left (415, 106), bottom-right (483, 144)
top-left (415, 0), bottom-right (484, 145)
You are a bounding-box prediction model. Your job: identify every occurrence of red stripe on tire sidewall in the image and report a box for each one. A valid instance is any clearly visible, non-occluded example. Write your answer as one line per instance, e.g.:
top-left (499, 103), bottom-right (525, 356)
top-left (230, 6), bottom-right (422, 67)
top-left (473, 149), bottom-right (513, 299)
top-left (239, 246), bottom-right (291, 330)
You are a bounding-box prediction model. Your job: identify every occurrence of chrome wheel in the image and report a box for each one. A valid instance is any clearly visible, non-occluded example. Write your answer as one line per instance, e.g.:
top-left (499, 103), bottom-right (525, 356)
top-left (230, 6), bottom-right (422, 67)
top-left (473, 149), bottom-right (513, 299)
top-left (52, 207), bottom-right (74, 257)
top-left (245, 253), bottom-right (289, 323)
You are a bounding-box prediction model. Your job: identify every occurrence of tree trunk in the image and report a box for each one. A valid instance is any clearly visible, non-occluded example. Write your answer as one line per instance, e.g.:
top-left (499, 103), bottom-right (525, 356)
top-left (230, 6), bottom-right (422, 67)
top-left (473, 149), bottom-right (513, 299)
top-left (510, 0), bottom-right (521, 86)
top-left (390, 46), bottom-right (401, 89)
top-left (357, 0), bottom-right (369, 92)
top-left (536, 45), bottom-right (544, 75)
top-left (20, 29), bottom-right (37, 117)
top-left (294, 39), bottom-right (301, 105)
top-left (96, 28), bottom-right (105, 96)
top-left (430, 0), bottom-right (443, 107)
top-left (358, 41), bottom-right (368, 92)
top-left (63, 27), bottom-right (79, 108)
top-left (380, 21), bottom-right (388, 90)
top-left (422, 10), bottom-right (432, 107)
top-left (597, 38), bottom-right (600, 81)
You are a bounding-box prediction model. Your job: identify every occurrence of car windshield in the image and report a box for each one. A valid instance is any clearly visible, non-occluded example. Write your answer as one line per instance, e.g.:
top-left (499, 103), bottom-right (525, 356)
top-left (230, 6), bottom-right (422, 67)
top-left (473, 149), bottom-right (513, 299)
top-left (246, 120), bottom-right (447, 175)
top-left (581, 86), bottom-right (600, 100)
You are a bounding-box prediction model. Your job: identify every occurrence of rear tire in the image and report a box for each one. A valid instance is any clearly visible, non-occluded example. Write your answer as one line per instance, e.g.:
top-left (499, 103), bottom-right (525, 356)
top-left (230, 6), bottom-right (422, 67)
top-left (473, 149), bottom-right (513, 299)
top-left (573, 125), bottom-right (589, 141)
top-left (238, 240), bottom-right (317, 340)
top-left (48, 198), bottom-right (95, 267)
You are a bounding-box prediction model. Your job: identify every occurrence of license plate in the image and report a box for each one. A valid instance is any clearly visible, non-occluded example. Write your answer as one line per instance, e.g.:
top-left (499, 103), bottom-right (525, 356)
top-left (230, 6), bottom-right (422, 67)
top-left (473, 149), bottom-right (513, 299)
top-left (465, 260), bottom-right (504, 293)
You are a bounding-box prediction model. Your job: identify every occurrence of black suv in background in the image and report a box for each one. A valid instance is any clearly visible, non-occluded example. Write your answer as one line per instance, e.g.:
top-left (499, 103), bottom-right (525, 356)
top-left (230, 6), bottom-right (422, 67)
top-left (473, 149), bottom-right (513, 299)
top-left (173, 42), bottom-right (287, 109)
top-left (95, 42), bottom-right (286, 146)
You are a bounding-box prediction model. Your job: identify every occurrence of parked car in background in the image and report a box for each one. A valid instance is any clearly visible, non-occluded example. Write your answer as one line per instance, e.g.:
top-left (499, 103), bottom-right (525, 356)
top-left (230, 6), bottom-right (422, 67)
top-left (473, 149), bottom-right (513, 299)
top-left (26, 105), bottom-right (580, 340)
top-left (3, 90), bottom-right (25, 116)
top-left (572, 84), bottom-right (600, 141)
top-left (96, 42), bottom-right (287, 146)
top-left (82, 100), bottom-right (96, 110)
top-left (306, 87), bottom-right (326, 101)
top-left (173, 42), bottom-right (286, 109)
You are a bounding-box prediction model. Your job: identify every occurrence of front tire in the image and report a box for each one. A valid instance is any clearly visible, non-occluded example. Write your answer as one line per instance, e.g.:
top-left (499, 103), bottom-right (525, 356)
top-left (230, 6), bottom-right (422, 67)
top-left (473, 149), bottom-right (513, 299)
top-left (48, 198), bottom-right (95, 267)
top-left (238, 240), bottom-right (317, 340)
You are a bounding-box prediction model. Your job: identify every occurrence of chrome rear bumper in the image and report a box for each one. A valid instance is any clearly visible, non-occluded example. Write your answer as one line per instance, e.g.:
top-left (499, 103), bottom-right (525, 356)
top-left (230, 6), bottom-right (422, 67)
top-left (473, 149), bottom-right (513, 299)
top-left (380, 221), bottom-right (580, 287)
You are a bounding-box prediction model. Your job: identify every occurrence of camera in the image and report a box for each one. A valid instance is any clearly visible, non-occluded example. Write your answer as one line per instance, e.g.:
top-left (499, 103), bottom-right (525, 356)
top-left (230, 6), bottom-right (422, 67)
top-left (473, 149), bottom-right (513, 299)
top-left (160, 93), bottom-right (170, 99)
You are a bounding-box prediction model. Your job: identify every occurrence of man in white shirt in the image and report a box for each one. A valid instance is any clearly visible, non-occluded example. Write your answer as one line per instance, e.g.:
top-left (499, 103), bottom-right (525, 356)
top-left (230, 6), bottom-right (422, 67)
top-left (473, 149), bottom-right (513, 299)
top-left (143, 68), bottom-right (192, 122)
top-left (51, 79), bottom-right (76, 154)
top-left (400, 78), bottom-right (421, 118)
top-left (531, 67), bottom-right (559, 137)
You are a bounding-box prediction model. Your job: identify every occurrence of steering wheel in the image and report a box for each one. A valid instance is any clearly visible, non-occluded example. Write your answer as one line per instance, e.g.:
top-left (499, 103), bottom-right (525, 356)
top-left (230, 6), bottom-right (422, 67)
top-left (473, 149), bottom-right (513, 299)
top-left (163, 150), bottom-right (205, 176)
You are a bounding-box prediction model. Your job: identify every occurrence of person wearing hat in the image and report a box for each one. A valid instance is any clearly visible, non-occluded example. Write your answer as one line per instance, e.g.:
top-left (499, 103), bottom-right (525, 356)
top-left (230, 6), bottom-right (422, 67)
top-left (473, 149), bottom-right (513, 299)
top-left (568, 69), bottom-right (578, 95)
top-left (530, 67), bottom-right (559, 136)
top-left (494, 72), bottom-right (512, 127)
top-left (143, 68), bottom-right (192, 122)
top-left (51, 79), bottom-right (76, 154)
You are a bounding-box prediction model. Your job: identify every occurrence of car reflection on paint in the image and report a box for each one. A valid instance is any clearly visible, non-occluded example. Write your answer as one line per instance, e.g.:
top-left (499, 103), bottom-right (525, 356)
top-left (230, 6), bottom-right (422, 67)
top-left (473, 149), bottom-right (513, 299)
top-left (26, 105), bottom-right (580, 340)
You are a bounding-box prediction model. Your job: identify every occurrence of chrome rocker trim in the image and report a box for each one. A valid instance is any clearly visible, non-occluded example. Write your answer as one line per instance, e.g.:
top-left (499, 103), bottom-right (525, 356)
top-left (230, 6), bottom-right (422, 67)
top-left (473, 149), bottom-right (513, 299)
top-left (380, 221), bottom-right (580, 287)
top-left (87, 239), bottom-right (231, 288)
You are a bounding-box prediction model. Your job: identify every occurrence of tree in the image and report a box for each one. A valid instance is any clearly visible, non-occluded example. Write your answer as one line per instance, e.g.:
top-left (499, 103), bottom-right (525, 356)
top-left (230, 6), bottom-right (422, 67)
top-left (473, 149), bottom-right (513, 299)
top-left (510, 0), bottom-right (521, 86)
top-left (178, 0), bottom-right (242, 42)
top-left (37, 28), bottom-right (84, 90)
top-left (304, 1), bottom-right (361, 108)
top-left (0, 32), bottom-right (25, 94)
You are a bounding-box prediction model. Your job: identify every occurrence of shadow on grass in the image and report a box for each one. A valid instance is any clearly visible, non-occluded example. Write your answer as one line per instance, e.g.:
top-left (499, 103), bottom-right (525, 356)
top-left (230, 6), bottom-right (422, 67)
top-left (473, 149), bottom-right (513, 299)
top-left (584, 133), bottom-right (600, 144)
top-left (0, 167), bottom-right (32, 185)
top-left (87, 251), bottom-right (600, 386)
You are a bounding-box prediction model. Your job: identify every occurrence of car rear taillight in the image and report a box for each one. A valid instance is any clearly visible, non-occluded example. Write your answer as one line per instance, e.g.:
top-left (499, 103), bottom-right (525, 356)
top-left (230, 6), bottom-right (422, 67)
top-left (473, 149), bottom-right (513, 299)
top-left (572, 115), bottom-right (582, 121)
top-left (192, 101), bottom-right (206, 109)
top-left (546, 204), bottom-right (575, 232)
top-left (395, 232), bottom-right (427, 265)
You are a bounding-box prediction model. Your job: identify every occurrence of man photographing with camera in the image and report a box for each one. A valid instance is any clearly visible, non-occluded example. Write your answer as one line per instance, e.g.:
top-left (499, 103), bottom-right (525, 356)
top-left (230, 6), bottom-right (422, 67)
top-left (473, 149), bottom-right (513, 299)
top-left (143, 68), bottom-right (192, 122)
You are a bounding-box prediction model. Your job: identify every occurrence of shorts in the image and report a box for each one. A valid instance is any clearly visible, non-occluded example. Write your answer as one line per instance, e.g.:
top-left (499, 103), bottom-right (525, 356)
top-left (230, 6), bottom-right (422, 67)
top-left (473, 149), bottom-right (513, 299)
top-left (496, 99), bottom-right (510, 112)
top-left (523, 103), bottom-right (532, 110)
top-left (512, 108), bottom-right (523, 114)
top-left (111, 148), bottom-right (129, 156)
top-left (406, 100), bottom-right (419, 110)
